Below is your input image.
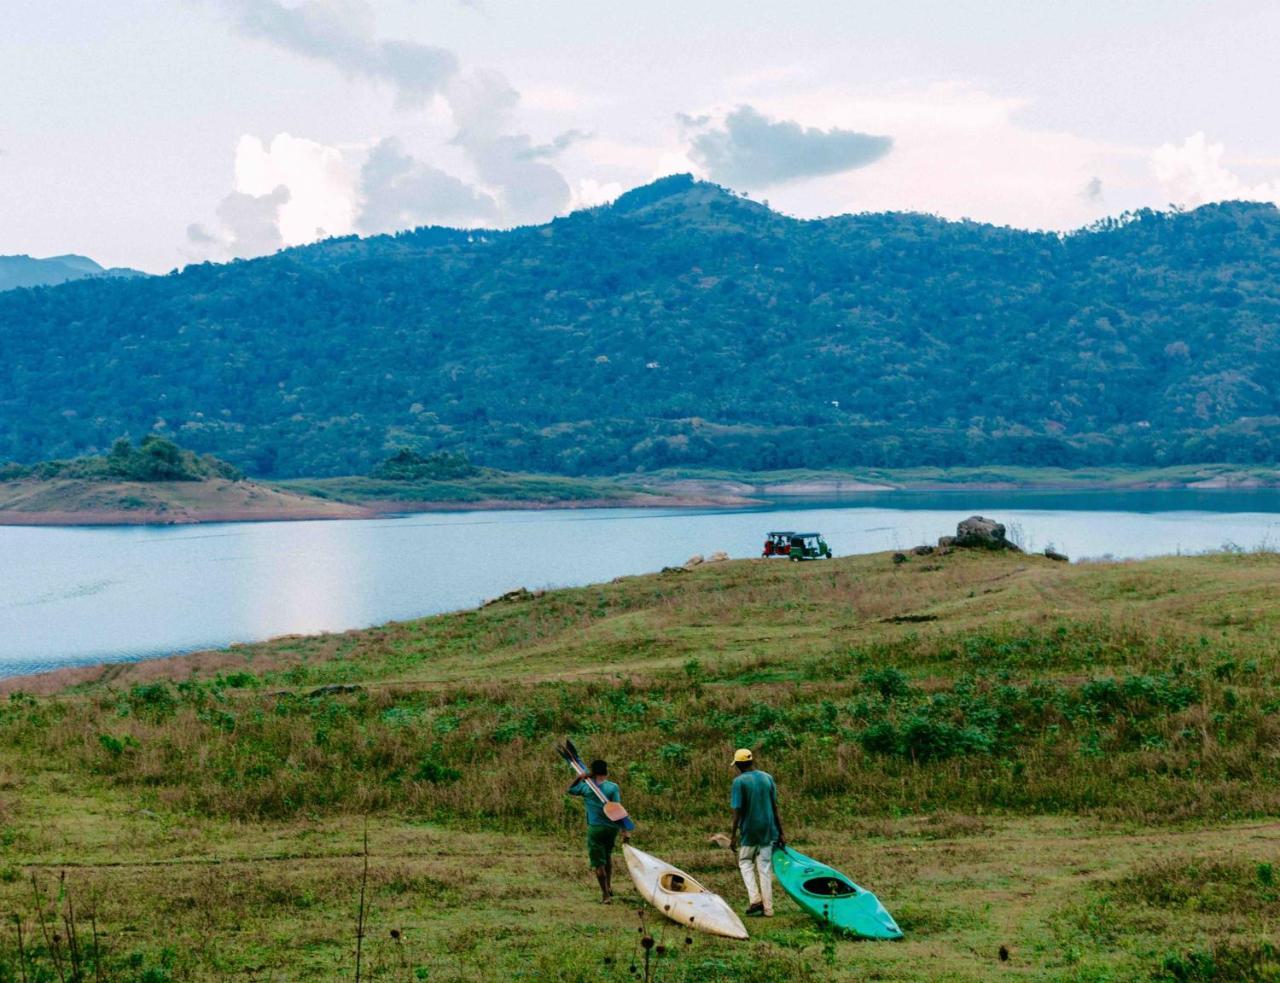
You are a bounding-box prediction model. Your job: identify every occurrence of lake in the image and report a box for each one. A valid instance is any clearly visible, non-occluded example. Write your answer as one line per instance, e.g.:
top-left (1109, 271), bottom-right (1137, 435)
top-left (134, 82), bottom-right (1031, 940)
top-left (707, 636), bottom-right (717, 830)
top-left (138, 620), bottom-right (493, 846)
top-left (2, 489), bottom-right (1278, 677)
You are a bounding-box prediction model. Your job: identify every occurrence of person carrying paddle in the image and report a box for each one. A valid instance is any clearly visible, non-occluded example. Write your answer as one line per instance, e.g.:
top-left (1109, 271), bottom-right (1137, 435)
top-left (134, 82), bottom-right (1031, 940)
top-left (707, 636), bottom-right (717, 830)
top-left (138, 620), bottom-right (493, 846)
top-left (567, 758), bottom-right (629, 903)
top-left (729, 748), bottom-right (784, 917)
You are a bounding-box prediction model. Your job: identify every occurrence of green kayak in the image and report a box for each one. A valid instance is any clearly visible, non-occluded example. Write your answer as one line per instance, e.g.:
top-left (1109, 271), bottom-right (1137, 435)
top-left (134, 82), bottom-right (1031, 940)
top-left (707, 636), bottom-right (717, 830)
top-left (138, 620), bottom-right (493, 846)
top-left (772, 847), bottom-right (903, 940)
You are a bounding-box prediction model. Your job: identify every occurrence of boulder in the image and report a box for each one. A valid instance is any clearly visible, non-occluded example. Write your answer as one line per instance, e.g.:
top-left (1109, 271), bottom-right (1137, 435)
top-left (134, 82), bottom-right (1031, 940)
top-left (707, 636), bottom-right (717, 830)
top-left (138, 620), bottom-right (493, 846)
top-left (892, 552), bottom-right (908, 564)
top-left (684, 554), bottom-right (705, 568)
top-left (954, 516), bottom-right (1021, 551)
top-left (1044, 548), bottom-right (1070, 562)
top-left (707, 551), bottom-right (730, 563)
top-left (937, 535), bottom-right (956, 548)
top-left (481, 587), bottom-right (543, 607)
top-left (911, 545), bottom-right (935, 556)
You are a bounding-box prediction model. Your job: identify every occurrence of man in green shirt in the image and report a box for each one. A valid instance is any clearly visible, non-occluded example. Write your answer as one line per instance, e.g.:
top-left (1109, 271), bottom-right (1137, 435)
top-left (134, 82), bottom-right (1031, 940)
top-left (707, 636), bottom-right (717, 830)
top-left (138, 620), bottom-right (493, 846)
top-left (567, 758), bottom-right (629, 903)
top-left (729, 748), bottom-right (784, 917)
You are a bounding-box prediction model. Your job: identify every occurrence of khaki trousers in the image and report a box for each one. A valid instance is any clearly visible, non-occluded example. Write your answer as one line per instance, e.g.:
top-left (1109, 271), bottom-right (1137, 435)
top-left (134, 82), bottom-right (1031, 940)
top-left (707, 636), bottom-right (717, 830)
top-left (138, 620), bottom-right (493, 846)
top-left (737, 844), bottom-right (774, 914)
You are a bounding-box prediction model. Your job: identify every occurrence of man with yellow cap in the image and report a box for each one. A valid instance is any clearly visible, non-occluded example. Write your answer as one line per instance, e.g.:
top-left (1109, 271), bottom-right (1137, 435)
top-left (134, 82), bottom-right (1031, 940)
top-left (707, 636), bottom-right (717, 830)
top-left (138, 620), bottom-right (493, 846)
top-left (729, 748), bottom-right (784, 917)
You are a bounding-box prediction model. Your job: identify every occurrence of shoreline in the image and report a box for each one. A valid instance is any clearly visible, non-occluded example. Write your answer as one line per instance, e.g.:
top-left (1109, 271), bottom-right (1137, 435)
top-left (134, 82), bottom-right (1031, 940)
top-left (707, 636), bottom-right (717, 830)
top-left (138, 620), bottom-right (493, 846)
top-left (0, 491), bottom-right (763, 528)
top-left (3, 479), bottom-right (1279, 528)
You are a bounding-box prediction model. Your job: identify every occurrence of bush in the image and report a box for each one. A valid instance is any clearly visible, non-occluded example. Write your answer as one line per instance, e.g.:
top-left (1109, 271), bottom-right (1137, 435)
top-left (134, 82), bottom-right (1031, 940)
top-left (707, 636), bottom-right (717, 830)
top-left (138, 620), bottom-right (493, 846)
top-left (370, 448), bottom-right (480, 481)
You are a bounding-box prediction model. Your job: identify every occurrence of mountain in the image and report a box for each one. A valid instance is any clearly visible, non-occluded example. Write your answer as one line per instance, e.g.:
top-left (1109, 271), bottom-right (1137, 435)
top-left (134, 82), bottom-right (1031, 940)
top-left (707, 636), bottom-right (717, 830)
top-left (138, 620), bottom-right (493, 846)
top-left (0, 253), bottom-right (146, 292)
top-left (1, 174), bottom-right (1279, 476)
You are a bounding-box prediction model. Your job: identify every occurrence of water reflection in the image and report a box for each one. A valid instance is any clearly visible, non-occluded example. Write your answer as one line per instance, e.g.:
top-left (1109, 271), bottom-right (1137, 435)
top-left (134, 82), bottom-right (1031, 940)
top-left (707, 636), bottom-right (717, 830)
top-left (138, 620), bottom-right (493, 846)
top-left (1, 490), bottom-right (1277, 676)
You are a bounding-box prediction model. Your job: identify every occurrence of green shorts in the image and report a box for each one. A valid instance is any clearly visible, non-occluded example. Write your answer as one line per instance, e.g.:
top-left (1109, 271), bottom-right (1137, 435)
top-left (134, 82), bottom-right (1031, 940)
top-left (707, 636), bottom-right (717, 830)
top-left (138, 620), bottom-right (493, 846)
top-left (586, 824), bottom-right (619, 868)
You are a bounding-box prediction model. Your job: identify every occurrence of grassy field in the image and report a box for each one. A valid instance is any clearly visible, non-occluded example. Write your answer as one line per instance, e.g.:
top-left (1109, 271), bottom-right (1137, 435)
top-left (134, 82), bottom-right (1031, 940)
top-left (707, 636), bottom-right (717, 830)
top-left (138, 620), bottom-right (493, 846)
top-left (1, 549), bottom-right (1278, 981)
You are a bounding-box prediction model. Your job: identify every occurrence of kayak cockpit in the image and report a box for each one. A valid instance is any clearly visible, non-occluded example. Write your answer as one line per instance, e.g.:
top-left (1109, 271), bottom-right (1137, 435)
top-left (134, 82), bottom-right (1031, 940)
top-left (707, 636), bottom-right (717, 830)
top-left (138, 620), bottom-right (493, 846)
top-left (802, 876), bottom-right (857, 897)
top-left (660, 872), bottom-right (704, 894)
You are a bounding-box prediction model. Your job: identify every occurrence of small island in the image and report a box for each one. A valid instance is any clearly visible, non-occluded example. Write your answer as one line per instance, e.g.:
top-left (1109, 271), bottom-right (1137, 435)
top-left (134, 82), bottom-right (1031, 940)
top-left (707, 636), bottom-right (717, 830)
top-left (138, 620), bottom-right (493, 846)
top-left (0, 435), bottom-right (368, 525)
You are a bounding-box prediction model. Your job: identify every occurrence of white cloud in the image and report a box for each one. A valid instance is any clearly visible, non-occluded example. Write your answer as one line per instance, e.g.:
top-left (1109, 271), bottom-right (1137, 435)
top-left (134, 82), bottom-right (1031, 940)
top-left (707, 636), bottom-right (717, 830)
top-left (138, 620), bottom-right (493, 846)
top-left (571, 178), bottom-right (622, 210)
top-left (519, 84), bottom-right (598, 113)
top-left (207, 2), bottom-right (578, 239)
top-left (1151, 131), bottom-right (1280, 208)
top-left (234, 133), bottom-right (358, 245)
top-left (716, 83), bottom-right (1143, 230)
top-left (186, 132), bottom-right (357, 258)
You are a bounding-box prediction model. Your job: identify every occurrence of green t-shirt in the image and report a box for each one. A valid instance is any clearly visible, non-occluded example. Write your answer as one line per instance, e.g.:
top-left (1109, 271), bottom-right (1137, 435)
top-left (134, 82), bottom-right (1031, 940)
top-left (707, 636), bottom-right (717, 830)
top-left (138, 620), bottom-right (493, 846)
top-left (568, 778), bottom-right (621, 827)
top-left (731, 770), bottom-right (779, 847)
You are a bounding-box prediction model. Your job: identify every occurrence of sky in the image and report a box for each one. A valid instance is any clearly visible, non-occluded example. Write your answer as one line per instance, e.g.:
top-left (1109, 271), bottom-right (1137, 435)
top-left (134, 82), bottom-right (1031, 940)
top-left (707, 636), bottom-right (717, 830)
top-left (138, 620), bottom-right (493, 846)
top-left (3, 0), bottom-right (1280, 272)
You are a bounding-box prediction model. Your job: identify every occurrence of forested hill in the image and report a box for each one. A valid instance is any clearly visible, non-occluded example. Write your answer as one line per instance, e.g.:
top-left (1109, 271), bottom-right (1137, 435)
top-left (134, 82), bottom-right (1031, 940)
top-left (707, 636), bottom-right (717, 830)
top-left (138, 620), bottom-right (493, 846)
top-left (0, 253), bottom-right (145, 292)
top-left (2, 174), bottom-right (1279, 477)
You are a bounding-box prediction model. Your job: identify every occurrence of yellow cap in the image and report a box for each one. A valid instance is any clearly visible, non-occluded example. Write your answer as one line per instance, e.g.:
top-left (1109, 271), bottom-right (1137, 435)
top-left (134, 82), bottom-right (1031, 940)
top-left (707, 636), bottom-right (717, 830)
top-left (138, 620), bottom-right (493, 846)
top-left (733, 748), bottom-right (753, 764)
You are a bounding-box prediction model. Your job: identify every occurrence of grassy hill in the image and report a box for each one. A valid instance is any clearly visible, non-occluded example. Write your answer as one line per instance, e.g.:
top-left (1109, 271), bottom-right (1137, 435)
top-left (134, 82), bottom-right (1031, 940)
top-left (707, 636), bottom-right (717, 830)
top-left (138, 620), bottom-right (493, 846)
top-left (1, 549), bottom-right (1277, 980)
top-left (4, 177), bottom-right (1280, 477)
top-left (0, 436), bottom-right (370, 524)
top-left (0, 474), bottom-right (371, 524)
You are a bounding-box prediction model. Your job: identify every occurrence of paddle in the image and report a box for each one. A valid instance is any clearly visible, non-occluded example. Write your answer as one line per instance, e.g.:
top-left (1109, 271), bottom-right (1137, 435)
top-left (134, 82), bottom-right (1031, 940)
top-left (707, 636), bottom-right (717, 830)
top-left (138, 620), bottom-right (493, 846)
top-left (557, 739), bottom-right (636, 831)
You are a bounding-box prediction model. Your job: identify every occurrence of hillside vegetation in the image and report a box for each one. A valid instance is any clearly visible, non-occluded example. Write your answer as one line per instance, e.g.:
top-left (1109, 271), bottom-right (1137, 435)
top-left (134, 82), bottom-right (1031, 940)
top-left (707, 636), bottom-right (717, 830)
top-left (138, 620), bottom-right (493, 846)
top-left (1, 550), bottom-right (1277, 980)
top-left (0, 435), bottom-right (243, 483)
top-left (3, 177), bottom-right (1280, 476)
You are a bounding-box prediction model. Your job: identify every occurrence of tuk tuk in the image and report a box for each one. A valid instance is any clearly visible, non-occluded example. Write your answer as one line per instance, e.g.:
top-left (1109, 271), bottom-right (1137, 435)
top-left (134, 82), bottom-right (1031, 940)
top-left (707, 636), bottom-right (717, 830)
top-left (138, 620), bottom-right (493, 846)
top-left (763, 531), bottom-right (795, 557)
top-left (788, 533), bottom-right (832, 561)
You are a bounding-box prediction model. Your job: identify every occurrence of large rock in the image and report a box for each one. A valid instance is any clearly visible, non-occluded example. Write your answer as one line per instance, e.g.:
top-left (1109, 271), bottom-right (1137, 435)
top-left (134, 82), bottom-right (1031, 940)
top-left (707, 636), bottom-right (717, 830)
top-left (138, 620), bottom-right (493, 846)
top-left (954, 516), bottom-right (1021, 551)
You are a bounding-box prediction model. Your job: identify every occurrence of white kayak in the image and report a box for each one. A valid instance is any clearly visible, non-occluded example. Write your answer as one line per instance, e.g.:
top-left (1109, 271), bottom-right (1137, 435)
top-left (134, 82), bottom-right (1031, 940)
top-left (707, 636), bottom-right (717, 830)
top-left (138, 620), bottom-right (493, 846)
top-left (623, 844), bottom-right (748, 940)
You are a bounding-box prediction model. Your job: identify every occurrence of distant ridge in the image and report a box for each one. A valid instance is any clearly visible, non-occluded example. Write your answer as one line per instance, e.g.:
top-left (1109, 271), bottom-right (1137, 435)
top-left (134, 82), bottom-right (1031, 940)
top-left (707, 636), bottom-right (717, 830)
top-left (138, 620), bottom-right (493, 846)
top-left (1, 177), bottom-right (1279, 476)
top-left (0, 253), bottom-right (146, 292)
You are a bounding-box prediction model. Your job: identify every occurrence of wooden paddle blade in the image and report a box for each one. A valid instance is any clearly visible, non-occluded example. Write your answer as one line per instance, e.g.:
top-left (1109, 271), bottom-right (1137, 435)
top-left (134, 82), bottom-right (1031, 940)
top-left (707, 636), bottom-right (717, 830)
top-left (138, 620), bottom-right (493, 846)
top-left (604, 802), bottom-right (637, 831)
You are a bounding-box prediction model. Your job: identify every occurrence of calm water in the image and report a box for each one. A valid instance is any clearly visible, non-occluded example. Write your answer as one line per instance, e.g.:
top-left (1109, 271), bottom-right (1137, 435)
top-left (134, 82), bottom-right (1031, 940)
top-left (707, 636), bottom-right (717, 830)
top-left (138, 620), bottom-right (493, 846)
top-left (2, 489), bottom-right (1278, 677)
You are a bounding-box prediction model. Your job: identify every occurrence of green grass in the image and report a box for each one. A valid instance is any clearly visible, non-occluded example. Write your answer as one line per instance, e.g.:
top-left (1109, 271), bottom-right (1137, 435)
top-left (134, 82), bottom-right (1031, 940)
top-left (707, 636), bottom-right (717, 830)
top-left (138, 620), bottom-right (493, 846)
top-left (1, 550), bottom-right (1279, 979)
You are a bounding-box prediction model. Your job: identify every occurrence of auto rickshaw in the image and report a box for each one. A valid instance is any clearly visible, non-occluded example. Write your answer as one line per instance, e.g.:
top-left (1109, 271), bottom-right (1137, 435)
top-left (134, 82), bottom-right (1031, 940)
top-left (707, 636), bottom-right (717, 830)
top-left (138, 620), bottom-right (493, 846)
top-left (788, 533), bottom-right (832, 560)
top-left (763, 531), bottom-right (795, 557)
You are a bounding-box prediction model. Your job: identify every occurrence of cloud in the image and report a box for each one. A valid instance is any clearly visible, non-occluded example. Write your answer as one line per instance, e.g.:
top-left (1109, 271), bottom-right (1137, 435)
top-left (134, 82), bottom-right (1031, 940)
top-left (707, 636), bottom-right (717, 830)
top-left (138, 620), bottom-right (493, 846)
top-left (571, 178), bottom-right (623, 210)
top-left (1151, 132), bottom-right (1280, 208)
top-left (447, 70), bottom-right (572, 224)
top-left (185, 223), bottom-right (218, 246)
top-left (219, 0), bottom-right (457, 107)
top-left (520, 129), bottom-right (592, 161)
top-left (1083, 176), bottom-right (1104, 202)
top-left (210, 3), bottom-right (575, 232)
top-left (187, 133), bottom-right (358, 259)
top-left (685, 105), bottom-right (892, 187)
top-left (234, 133), bottom-right (358, 244)
top-left (210, 185), bottom-right (291, 257)
top-left (716, 83), bottom-right (1134, 232)
top-left (357, 137), bottom-right (498, 232)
